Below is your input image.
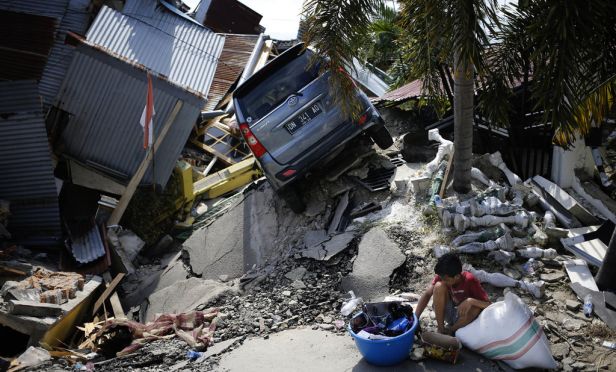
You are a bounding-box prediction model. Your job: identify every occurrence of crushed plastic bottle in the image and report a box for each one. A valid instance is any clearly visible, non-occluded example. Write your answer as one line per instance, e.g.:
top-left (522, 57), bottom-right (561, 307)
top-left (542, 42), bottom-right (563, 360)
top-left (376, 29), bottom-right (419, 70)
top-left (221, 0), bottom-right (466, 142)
top-left (522, 258), bottom-right (537, 275)
top-left (340, 291), bottom-right (363, 316)
top-left (186, 350), bottom-right (204, 361)
top-left (583, 294), bottom-right (593, 318)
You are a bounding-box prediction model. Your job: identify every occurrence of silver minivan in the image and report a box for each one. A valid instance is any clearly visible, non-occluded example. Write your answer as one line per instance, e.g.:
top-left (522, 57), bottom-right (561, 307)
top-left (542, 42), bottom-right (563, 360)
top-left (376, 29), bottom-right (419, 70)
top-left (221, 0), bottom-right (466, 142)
top-left (233, 43), bottom-right (392, 212)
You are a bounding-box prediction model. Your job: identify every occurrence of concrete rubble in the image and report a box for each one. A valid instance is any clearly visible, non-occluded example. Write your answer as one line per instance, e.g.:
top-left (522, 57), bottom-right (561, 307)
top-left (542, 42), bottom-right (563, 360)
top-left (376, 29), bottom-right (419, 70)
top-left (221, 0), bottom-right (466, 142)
top-left (2, 2), bottom-right (616, 371)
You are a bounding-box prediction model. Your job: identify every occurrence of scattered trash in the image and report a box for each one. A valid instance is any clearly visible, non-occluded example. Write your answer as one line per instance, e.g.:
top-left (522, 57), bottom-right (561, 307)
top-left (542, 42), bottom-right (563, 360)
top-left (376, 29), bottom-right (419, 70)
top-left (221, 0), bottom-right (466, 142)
top-left (340, 291), bottom-right (363, 316)
top-left (583, 294), bottom-right (594, 318)
top-left (421, 331), bottom-right (461, 364)
top-left (602, 341), bottom-right (616, 350)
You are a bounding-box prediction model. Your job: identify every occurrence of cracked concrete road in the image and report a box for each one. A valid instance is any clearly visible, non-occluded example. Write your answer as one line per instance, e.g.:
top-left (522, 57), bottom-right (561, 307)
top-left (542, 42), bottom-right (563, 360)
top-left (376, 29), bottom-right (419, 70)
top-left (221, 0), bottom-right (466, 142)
top-left (217, 328), bottom-right (502, 372)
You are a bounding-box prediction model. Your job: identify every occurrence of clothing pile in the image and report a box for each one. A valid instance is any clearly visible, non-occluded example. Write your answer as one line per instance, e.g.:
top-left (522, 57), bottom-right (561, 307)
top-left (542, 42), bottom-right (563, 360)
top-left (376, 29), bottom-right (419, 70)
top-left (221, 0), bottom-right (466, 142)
top-left (350, 301), bottom-right (415, 340)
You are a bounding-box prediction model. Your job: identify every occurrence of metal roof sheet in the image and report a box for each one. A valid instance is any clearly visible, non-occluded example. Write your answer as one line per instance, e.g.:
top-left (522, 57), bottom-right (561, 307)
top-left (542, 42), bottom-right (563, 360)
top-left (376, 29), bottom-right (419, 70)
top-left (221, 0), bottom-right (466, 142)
top-left (71, 224), bottom-right (106, 264)
top-left (374, 79), bottom-right (423, 103)
top-left (86, 5), bottom-right (225, 96)
top-left (0, 10), bottom-right (57, 81)
top-left (0, 0), bottom-right (92, 107)
top-left (0, 81), bottom-right (61, 240)
top-left (55, 43), bottom-right (205, 186)
top-left (0, 0), bottom-right (69, 18)
top-left (204, 33), bottom-right (259, 111)
top-left (39, 0), bottom-right (91, 108)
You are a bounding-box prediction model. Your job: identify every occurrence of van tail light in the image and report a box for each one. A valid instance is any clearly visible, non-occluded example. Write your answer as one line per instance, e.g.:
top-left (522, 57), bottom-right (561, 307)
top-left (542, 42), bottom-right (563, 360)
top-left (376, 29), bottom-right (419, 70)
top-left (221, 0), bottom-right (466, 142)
top-left (239, 123), bottom-right (266, 158)
top-left (358, 113), bottom-right (368, 126)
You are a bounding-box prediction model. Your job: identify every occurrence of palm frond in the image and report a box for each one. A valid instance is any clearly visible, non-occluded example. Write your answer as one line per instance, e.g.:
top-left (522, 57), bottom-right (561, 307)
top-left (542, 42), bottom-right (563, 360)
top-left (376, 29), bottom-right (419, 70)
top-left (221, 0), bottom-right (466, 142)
top-left (302, 0), bottom-right (381, 117)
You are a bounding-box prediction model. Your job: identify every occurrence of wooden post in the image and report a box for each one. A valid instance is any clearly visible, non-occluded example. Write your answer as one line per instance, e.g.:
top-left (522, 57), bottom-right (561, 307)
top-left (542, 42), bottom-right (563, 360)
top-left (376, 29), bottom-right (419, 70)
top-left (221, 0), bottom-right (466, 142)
top-left (108, 101), bottom-right (183, 225)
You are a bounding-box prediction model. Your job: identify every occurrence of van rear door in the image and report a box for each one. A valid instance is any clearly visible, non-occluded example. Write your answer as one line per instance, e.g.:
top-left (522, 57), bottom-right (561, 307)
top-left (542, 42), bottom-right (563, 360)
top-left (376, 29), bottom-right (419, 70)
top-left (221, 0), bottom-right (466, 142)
top-left (235, 50), bottom-right (344, 164)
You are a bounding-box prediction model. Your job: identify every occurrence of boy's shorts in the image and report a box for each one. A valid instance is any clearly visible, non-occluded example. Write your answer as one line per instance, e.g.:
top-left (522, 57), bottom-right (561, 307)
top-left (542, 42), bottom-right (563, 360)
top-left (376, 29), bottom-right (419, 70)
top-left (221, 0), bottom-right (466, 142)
top-left (445, 299), bottom-right (459, 326)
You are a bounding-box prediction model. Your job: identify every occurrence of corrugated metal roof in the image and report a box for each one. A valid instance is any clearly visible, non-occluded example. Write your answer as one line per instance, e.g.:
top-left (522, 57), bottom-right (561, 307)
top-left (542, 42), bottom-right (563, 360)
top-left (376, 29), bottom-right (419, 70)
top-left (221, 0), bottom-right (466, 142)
top-left (204, 33), bottom-right (259, 111)
top-left (71, 224), bottom-right (106, 264)
top-left (86, 5), bottom-right (225, 96)
top-left (0, 81), bottom-right (61, 240)
top-left (0, 0), bottom-right (69, 19)
top-left (39, 0), bottom-right (91, 108)
top-left (0, 10), bottom-right (57, 80)
top-left (55, 43), bottom-right (205, 186)
top-left (0, 0), bottom-right (91, 107)
top-left (374, 79), bottom-right (423, 103)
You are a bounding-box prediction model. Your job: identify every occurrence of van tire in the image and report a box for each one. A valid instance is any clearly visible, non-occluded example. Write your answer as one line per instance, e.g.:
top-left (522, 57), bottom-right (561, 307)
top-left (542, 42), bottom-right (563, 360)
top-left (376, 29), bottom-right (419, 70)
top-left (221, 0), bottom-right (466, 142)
top-left (278, 187), bottom-right (306, 214)
top-left (370, 125), bottom-right (394, 149)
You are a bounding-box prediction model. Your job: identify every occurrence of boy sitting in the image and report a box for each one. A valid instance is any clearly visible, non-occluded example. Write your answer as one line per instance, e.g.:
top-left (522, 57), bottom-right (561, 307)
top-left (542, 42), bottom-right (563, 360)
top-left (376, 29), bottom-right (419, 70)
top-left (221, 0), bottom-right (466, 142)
top-left (415, 253), bottom-right (491, 334)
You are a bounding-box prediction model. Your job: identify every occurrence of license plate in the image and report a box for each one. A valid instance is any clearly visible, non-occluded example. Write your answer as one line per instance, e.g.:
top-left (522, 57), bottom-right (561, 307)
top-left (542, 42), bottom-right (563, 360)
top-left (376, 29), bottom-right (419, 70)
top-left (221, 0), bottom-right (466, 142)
top-left (284, 103), bottom-right (322, 134)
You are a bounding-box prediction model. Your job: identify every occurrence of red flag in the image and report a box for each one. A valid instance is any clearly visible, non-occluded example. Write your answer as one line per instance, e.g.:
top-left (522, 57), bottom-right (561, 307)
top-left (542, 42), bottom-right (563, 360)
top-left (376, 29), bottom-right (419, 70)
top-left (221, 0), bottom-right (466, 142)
top-left (139, 72), bottom-right (155, 149)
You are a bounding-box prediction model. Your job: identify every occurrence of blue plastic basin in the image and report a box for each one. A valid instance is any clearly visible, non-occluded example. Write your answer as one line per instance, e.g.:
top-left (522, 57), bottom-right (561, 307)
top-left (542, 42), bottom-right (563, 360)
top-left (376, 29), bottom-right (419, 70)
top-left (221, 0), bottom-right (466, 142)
top-left (348, 313), bottom-right (418, 366)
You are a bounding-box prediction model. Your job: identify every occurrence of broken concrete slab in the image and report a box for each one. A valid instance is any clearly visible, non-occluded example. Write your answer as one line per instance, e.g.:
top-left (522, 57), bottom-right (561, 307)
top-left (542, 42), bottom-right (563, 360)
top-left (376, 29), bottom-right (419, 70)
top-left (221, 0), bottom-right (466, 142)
top-left (304, 230), bottom-right (328, 249)
top-left (563, 259), bottom-right (599, 292)
top-left (565, 300), bottom-right (580, 312)
top-left (327, 191), bottom-right (349, 235)
top-left (539, 271), bottom-right (565, 283)
top-left (301, 232), bottom-right (355, 261)
top-left (145, 277), bottom-right (238, 322)
top-left (560, 226), bottom-right (607, 267)
top-left (533, 176), bottom-right (599, 226)
top-left (341, 227), bottom-right (405, 301)
top-left (185, 184), bottom-right (314, 280)
top-left (284, 267), bottom-right (307, 281)
top-left (409, 176), bottom-right (431, 194)
top-left (8, 301), bottom-right (64, 318)
top-left (121, 252), bottom-right (190, 309)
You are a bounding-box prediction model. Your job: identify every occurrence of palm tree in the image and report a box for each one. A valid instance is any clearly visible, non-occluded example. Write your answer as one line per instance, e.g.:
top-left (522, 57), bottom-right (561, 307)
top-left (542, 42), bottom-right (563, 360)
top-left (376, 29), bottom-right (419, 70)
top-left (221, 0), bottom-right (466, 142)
top-left (485, 0), bottom-right (616, 290)
top-left (302, 0), bottom-right (500, 194)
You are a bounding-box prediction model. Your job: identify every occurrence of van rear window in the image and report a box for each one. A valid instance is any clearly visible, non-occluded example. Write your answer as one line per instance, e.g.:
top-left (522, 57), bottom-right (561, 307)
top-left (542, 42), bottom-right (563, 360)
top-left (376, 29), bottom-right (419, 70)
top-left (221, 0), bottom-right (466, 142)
top-left (237, 51), bottom-right (319, 123)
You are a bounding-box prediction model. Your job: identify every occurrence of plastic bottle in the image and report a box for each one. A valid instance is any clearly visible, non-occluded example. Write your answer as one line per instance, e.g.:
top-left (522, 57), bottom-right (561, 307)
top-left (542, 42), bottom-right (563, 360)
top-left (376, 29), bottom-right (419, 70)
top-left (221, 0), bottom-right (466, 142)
top-left (522, 258), bottom-right (536, 275)
top-left (340, 291), bottom-right (363, 316)
top-left (583, 294), bottom-right (593, 318)
top-left (186, 350), bottom-right (204, 360)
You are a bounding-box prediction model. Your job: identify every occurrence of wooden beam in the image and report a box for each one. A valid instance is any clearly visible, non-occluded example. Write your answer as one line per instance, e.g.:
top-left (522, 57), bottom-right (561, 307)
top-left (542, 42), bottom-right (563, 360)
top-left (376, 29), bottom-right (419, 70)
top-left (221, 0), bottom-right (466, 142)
top-left (439, 152), bottom-right (454, 198)
top-left (100, 272), bottom-right (125, 319)
top-left (108, 101), bottom-right (183, 225)
top-left (92, 272), bottom-right (125, 316)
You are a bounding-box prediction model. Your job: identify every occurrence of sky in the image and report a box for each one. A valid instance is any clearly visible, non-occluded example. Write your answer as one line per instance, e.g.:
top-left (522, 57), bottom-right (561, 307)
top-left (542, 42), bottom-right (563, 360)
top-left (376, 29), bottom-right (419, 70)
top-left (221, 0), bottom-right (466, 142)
top-left (184, 0), bottom-right (303, 40)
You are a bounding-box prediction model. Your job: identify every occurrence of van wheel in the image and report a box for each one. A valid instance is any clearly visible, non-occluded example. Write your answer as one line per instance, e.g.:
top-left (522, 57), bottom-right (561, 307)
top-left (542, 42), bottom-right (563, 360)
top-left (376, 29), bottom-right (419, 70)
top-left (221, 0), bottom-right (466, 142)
top-left (370, 125), bottom-right (394, 149)
top-left (278, 187), bottom-right (306, 214)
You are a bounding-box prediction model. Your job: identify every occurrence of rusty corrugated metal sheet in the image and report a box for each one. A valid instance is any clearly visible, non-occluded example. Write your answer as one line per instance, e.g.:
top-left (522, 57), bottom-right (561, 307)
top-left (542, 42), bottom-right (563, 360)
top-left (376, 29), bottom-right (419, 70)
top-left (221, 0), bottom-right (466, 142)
top-left (0, 10), bottom-right (57, 80)
top-left (86, 5), bottom-right (224, 96)
top-left (374, 79), bottom-right (423, 103)
top-left (204, 33), bottom-right (259, 111)
top-left (0, 81), bottom-right (61, 242)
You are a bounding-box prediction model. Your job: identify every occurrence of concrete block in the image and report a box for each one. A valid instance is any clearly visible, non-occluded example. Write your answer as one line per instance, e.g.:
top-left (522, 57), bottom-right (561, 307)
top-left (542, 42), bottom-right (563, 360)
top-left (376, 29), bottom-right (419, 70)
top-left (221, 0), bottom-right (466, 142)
top-left (8, 301), bottom-right (64, 318)
top-left (409, 176), bottom-right (431, 194)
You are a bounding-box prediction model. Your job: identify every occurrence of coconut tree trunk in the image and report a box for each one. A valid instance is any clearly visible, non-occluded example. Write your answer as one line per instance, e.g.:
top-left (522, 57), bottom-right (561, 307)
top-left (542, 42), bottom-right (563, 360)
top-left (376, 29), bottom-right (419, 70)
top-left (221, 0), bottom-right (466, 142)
top-left (596, 227), bottom-right (616, 292)
top-left (453, 52), bottom-right (474, 194)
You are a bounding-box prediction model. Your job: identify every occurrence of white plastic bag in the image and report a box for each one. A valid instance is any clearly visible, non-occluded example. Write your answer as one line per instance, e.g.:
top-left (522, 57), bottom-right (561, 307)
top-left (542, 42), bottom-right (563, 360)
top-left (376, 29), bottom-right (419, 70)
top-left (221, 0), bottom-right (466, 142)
top-left (455, 292), bottom-right (557, 369)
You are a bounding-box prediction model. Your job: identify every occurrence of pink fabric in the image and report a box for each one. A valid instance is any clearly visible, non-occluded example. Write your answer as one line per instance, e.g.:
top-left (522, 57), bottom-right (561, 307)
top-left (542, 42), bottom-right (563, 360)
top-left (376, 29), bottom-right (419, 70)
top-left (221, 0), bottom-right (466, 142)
top-left (96, 309), bottom-right (219, 356)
